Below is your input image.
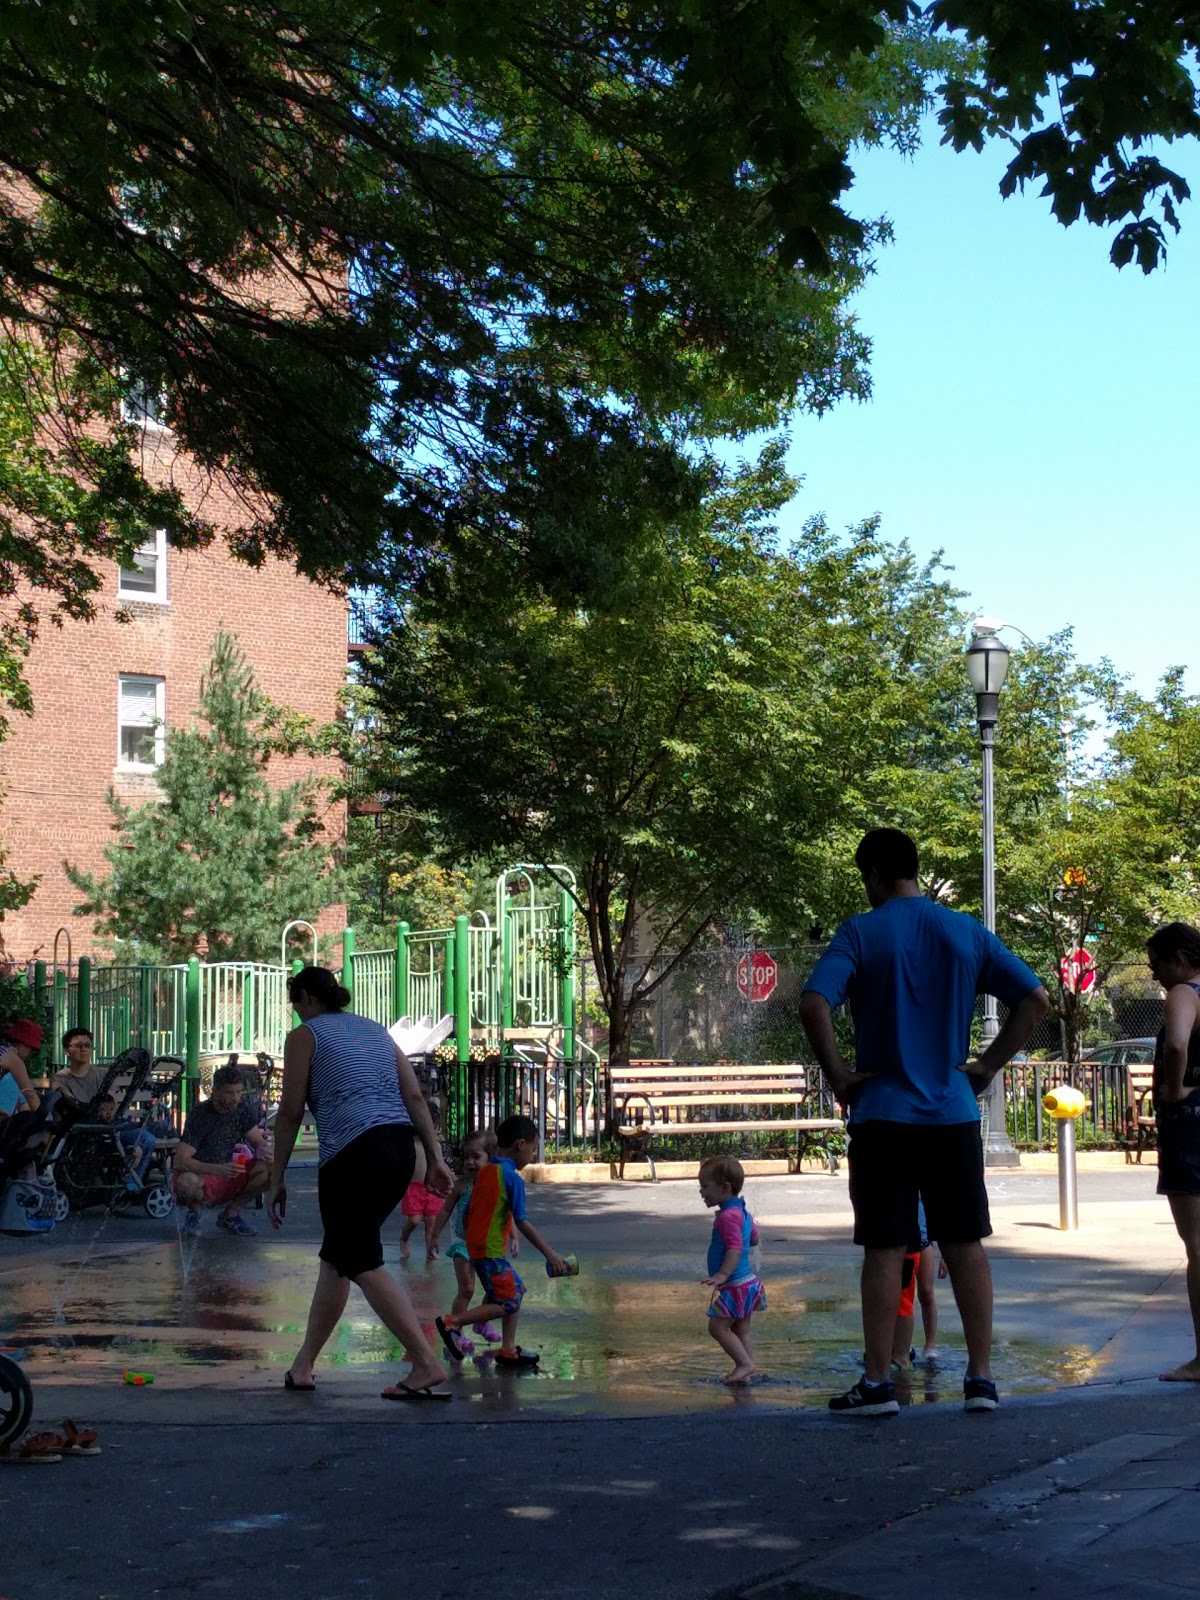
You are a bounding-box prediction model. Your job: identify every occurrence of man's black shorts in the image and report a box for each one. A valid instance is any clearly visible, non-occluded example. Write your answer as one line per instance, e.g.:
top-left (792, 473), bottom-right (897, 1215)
top-left (1156, 1101), bottom-right (1200, 1197)
top-left (847, 1119), bottom-right (990, 1249)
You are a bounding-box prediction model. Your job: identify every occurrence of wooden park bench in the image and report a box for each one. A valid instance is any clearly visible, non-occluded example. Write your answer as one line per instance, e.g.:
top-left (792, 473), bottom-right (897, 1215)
top-left (608, 1061), bottom-right (844, 1181)
top-left (1123, 1064), bottom-right (1157, 1164)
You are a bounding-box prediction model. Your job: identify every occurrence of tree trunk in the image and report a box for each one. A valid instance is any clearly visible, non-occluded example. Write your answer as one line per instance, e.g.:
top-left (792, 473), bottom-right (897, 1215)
top-left (607, 991), bottom-right (634, 1068)
top-left (1062, 989), bottom-right (1083, 1075)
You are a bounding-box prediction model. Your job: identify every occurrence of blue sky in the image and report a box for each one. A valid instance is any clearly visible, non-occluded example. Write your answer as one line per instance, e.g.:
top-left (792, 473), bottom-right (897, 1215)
top-left (779, 122), bottom-right (1200, 699)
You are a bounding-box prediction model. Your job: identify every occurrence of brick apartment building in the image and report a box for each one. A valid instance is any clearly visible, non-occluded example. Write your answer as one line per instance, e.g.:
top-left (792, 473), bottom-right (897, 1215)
top-left (0, 414), bottom-right (349, 963)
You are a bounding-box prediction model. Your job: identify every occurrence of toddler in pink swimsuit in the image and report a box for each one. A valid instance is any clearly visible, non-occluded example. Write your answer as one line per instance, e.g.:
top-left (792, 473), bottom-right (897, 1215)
top-left (699, 1154), bottom-right (766, 1386)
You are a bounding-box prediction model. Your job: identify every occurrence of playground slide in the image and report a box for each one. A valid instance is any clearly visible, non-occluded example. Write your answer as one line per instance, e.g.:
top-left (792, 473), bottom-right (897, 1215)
top-left (389, 1015), bottom-right (455, 1057)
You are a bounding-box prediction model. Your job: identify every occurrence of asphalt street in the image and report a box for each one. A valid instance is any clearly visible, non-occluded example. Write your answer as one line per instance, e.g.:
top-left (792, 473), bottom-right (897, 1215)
top-left (3, 1163), bottom-right (1199, 1599)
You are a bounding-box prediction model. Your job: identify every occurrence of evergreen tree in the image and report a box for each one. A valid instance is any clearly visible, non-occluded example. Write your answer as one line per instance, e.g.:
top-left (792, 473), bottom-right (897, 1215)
top-left (67, 632), bottom-right (337, 961)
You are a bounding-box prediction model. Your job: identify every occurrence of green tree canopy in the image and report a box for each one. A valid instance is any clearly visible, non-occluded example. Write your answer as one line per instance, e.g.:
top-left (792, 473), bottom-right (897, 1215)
top-left (66, 631), bottom-right (338, 961)
top-left (358, 442), bottom-right (988, 1058)
top-left (0, 0), bottom-right (952, 647)
top-left (2, 2), bottom-right (1192, 663)
top-left (932, 0), bottom-right (1200, 272)
top-left (355, 445), bottom-right (1199, 1062)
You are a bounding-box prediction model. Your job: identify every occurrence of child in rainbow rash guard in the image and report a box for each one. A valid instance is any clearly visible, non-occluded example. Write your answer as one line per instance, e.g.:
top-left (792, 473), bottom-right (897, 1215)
top-left (699, 1155), bottom-right (766, 1386)
top-left (434, 1113), bottom-right (571, 1370)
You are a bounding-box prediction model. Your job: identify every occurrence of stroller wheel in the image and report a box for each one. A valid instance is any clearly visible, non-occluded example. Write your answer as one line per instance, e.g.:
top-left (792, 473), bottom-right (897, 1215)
top-left (0, 1352), bottom-right (33, 1450)
top-left (144, 1182), bottom-right (175, 1220)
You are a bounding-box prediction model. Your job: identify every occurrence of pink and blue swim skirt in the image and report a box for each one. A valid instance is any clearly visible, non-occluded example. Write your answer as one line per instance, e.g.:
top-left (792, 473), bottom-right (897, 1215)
top-left (708, 1276), bottom-right (766, 1321)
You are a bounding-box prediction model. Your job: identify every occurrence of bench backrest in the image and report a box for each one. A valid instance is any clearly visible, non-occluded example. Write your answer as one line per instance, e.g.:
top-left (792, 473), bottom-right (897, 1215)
top-left (1126, 1065), bottom-right (1155, 1110)
top-left (609, 1063), bottom-right (820, 1117)
top-left (613, 1062), bottom-right (811, 1080)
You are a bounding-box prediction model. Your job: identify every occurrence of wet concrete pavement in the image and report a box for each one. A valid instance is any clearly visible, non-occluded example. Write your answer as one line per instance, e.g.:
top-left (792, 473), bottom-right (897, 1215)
top-left (5, 1163), bottom-right (1200, 1598)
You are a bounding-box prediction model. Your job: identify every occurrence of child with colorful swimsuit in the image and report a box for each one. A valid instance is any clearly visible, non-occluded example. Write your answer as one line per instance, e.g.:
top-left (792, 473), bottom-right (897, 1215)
top-left (434, 1113), bottom-right (570, 1370)
top-left (699, 1154), bottom-right (767, 1386)
top-left (428, 1128), bottom-right (512, 1347)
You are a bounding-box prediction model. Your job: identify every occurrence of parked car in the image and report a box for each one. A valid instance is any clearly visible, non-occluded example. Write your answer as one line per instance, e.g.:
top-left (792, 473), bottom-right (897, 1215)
top-left (1083, 1038), bottom-right (1155, 1067)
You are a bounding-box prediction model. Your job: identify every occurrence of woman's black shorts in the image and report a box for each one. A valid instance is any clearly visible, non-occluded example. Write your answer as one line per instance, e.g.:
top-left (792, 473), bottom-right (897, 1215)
top-left (847, 1118), bottom-right (991, 1249)
top-left (1156, 1101), bottom-right (1200, 1197)
top-left (317, 1123), bottom-right (416, 1279)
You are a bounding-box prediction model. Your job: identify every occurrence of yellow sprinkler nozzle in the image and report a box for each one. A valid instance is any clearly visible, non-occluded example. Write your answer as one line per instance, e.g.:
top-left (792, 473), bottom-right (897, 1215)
top-left (1042, 1084), bottom-right (1087, 1119)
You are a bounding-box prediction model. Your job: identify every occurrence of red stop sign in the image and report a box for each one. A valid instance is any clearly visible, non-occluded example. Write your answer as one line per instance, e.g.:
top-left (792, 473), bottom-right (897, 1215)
top-left (1060, 948), bottom-right (1096, 995)
top-left (737, 951), bottom-right (778, 1003)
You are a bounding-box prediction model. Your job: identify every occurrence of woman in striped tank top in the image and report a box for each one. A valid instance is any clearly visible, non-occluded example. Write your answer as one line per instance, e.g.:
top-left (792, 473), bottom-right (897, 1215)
top-left (267, 966), bottom-right (455, 1401)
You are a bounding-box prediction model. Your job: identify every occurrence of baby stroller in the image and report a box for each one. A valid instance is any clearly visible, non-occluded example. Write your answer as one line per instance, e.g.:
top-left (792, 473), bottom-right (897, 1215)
top-left (0, 1089), bottom-right (61, 1233)
top-left (45, 1048), bottom-right (178, 1220)
top-left (0, 1350), bottom-right (33, 1450)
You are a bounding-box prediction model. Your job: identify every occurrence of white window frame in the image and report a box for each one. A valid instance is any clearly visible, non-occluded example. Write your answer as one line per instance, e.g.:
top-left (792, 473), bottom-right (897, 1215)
top-left (117, 529), bottom-right (168, 604)
top-left (117, 675), bottom-right (166, 771)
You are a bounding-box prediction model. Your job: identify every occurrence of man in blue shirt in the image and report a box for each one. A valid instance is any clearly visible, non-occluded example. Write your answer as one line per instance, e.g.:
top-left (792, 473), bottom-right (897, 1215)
top-left (800, 828), bottom-right (1049, 1418)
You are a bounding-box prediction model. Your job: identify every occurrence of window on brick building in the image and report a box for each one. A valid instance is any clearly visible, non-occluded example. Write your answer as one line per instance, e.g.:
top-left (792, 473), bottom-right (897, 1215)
top-left (117, 675), bottom-right (165, 769)
top-left (117, 529), bottom-right (168, 602)
top-left (119, 373), bottom-right (168, 430)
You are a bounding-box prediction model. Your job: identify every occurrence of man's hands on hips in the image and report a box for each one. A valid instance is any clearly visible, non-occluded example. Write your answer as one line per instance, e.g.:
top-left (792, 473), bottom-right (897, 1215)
top-left (957, 1060), bottom-right (997, 1097)
top-left (825, 1062), bottom-right (876, 1109)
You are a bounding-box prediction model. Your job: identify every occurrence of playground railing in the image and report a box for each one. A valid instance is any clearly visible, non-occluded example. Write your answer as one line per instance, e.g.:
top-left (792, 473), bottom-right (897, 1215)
top-left (195, 962), bottom-right (289, 1058)
top-left (406, 929), bottom-right (452, 1027)
top-left (1003, 1058), bottom-right (1129, 1147)
top-left (350, 948), bottom-right (396, 1027)
top-left (57, 964), bottom-right (188, 1060)
top-left (450, 1053), bottom-right (605, 1156)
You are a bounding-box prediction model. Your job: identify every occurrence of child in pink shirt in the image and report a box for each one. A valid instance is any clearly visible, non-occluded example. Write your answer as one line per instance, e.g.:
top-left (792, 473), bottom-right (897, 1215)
top-left (699, 1155), bottom-right (766, 1385)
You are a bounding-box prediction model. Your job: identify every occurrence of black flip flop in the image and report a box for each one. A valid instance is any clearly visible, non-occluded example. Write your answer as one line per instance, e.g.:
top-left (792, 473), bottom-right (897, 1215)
top-left (434, 1316), bottom-right (465, 1362)
top-left (284, 1372), bottom-right (316, 1392)
top-left (381, 1384), bottom-right (453, 1403)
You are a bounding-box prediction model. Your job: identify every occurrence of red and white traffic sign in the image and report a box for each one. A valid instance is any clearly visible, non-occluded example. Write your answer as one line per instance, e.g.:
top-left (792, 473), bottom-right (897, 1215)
top-left (736, 951), bottom-right (778, 1003)
top-left (1060, 947), bottom-right (1097, 995)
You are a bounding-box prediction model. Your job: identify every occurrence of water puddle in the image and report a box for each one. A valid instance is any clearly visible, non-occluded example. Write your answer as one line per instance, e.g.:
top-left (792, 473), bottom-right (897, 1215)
top-left (1, 1233), bottom-right (1093, 1412)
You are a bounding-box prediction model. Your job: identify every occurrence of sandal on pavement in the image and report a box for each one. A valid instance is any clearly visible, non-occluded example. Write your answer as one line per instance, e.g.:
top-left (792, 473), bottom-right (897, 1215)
top-left (434, 1316), bottom-right (465, 1362)
top-left (59, 1419), bottom-right (101, 1456)
top-left (494, 1346), bottom-right (541, 1369)
top-left (0, 1431), bottom-right (64, 1464)
top-left (380, 1384), bottom-right (453, 1403)
top-left (284, 1372), bottom-right (316, 1392)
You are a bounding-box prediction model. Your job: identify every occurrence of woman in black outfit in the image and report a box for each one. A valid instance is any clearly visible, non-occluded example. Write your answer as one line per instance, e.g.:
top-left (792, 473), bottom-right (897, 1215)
top-left (1147, 922), bottom-right (1200, 1382)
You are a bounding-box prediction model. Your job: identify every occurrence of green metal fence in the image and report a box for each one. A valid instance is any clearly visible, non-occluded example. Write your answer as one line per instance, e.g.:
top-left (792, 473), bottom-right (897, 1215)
top-left (195, 962), bottom-right (288, 1057)
top-left (401, 928), bottom-right (448, 1027)
top-left (33, 868), bottom-right (582, 1123)
top-left (349, 947), bottom-right (396, 1028)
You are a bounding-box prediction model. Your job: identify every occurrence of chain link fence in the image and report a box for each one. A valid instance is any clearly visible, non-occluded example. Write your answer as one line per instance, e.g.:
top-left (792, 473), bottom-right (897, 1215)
top-left (622, 948), bottom-right (1163, 1064)
top-left (590, 946), bottom-right (1167, 1151)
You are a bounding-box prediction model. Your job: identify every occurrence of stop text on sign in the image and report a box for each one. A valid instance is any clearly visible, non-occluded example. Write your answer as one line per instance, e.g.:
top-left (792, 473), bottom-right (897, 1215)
top-left (736, 951), bottom-right (778, 1003)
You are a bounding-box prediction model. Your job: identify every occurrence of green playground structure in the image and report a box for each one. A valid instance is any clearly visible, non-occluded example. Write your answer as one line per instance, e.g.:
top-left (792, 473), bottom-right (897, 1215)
top-left (27, 866), bottom-right (596, 1144)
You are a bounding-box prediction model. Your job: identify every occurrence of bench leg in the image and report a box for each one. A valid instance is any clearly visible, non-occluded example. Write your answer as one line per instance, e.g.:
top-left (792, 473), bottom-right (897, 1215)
top-left (647, 1145), bottom-right (658, 1183)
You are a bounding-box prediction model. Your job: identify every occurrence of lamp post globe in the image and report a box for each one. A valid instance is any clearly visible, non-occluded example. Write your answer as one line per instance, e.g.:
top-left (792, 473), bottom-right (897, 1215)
top-left (965, 619), bottom-right (1019, 1167)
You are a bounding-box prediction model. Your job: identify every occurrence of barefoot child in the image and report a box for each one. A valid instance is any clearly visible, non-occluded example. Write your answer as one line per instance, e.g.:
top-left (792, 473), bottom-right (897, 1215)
top-left (699, 1155), bottom-right (766, 1386)
top-left (891, 1200), bottom-right (938, 1369)
top-left (434, 1114), bottom-right (570, 1369)
top-left (428, 1129), bottom-right (506, 1346)
top-left (400, 1101), bottom-right (447, 1259)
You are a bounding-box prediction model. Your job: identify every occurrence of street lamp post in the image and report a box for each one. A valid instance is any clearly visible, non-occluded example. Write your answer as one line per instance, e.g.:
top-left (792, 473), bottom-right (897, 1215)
top-left (965, 619), bottom-right (1020, 1167)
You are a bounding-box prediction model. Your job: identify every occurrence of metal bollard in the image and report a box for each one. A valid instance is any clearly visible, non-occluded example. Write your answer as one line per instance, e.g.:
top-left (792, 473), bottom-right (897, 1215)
top-left (1042, 1085), bottom-right (1087, 1230)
